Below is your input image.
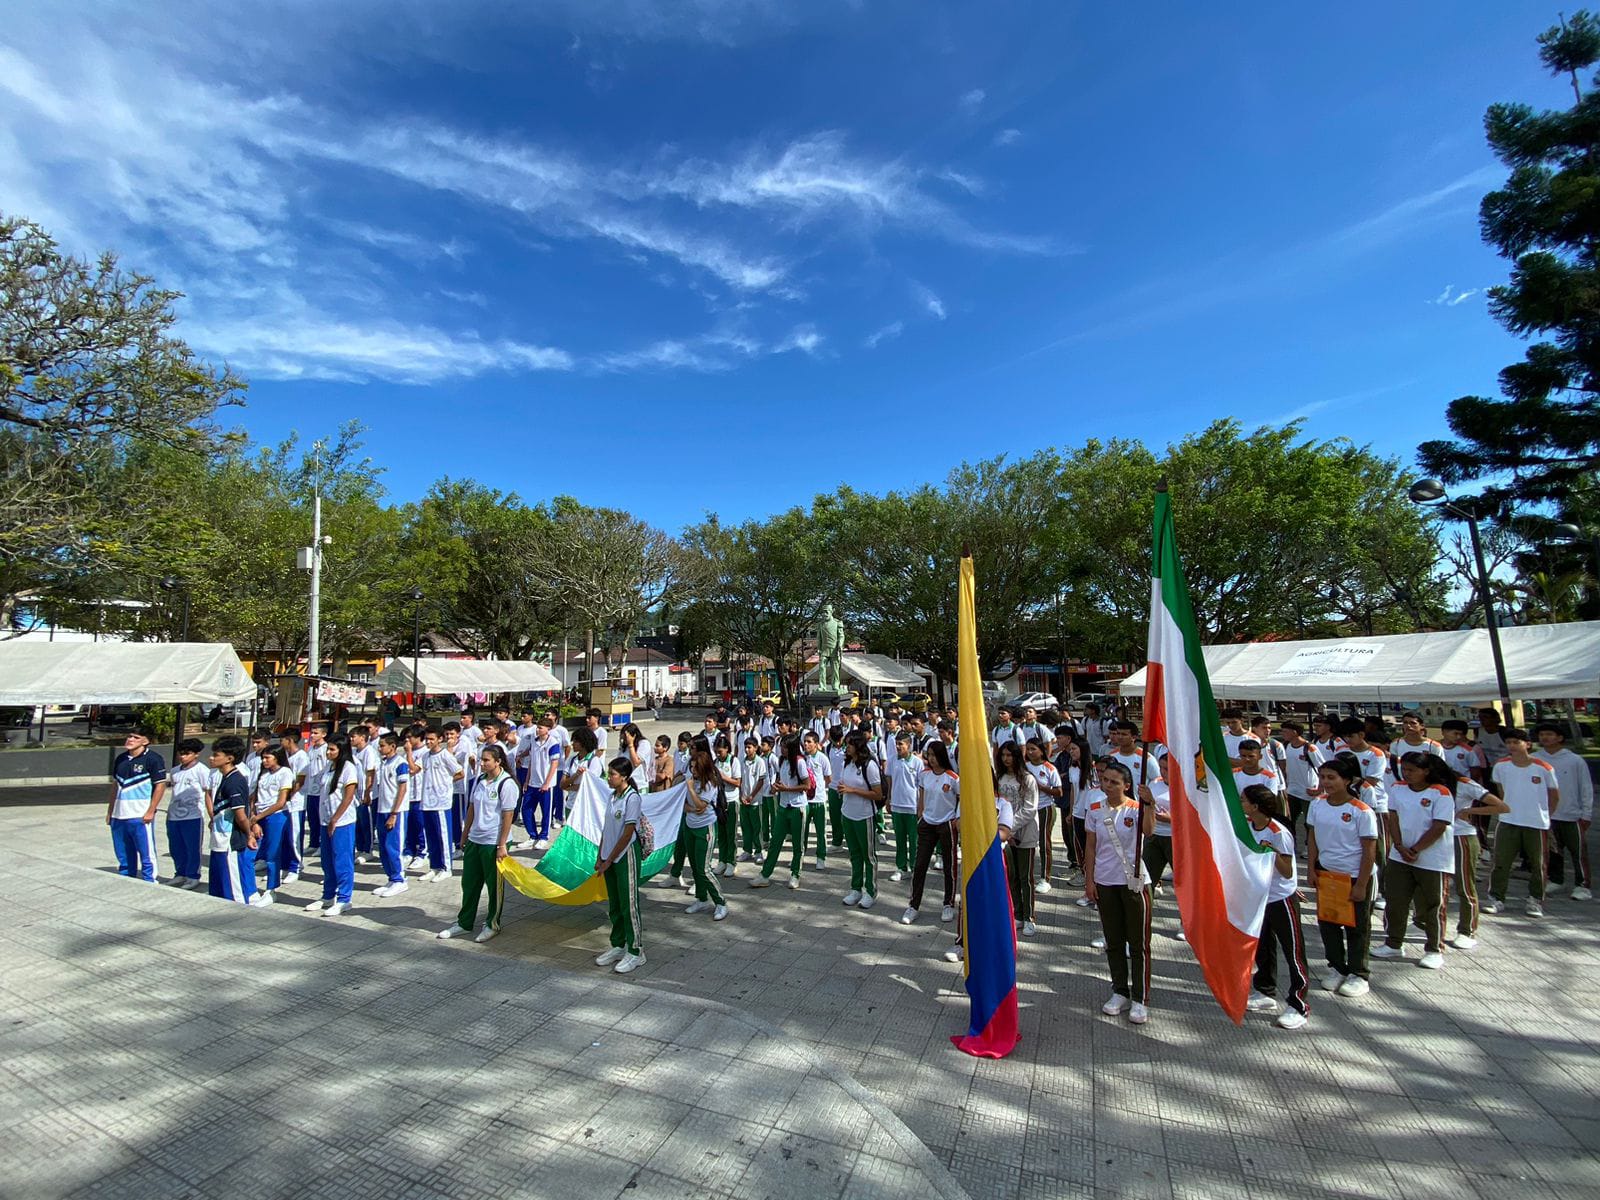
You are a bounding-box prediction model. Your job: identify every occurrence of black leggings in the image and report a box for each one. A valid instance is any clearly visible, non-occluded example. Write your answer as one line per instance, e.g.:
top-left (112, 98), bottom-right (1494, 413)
top-left (1254, 896), bottom-right (1311, 1014)
top-left (909, 819), bottom-right (956, 910)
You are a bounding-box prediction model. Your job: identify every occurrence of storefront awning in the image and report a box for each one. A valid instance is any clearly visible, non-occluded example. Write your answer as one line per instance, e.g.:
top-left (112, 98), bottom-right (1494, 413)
top-left (372, 658), bottom-right (561, 695)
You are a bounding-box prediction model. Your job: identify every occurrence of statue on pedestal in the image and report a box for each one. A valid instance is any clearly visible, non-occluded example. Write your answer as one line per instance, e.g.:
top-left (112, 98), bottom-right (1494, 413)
top-left (816, 603), bottom-right (845, 692)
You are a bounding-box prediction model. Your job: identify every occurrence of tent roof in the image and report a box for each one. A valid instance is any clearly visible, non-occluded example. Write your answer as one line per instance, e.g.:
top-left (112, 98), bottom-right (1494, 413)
top-left (803, 653), bottom-right (926, 689)
top-left (372, 657), bottom-right (561, 694)
top-left (1117, 621), bottom-right (1600, 702)
top-left (0, 641), bottom-right (256, 705)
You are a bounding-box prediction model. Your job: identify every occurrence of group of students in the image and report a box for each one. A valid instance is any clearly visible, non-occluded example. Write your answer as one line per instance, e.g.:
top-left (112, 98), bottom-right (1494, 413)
top-left (107, 695), bottom-right (1591, 1025)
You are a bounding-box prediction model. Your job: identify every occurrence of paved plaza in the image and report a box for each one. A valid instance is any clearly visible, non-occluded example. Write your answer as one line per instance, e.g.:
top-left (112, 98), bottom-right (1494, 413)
top-left (2, 788), bottom-right (1598, 1200)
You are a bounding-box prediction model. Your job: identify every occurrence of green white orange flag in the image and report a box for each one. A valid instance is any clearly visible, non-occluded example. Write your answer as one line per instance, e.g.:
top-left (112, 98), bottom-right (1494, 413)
top-left (1141, 484), bottom-right (1274, 1024)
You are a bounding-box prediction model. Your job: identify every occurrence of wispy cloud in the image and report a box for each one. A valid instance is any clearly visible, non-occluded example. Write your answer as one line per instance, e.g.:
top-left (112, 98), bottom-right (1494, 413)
top-left (1429, 284), bottom-right (1480, 307)
top-left (595, 323), bottom-right (819, 372)
top-left (959, 88), bottom-right (986, 114)
top-left (864, 320), bottom-right (904, 349)
top-left (993, 128), bottom-right (1022, 148)
top-left (913, 282), bottom-right (947, 320)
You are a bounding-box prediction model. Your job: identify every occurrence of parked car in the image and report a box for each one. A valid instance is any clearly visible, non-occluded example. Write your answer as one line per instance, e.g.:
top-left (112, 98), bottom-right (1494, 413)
top-left (1004, 692), bottom-right (1059, 712)
top-left (897, 691), bottom-right (933, 714)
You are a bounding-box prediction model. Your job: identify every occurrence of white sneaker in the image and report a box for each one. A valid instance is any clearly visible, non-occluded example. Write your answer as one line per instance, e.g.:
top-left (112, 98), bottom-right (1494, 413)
top-left (1371, 944), bottom-right (1406, 960)
top-left (281, 871), bottom-right (300, 885)
top-left (304, 899), bottom-right (327, 913)
top-left (1101, 993), bottom-right (1129, 1015)
top-left (1075, 896), bottom-right (1092, 908)
top-left (901, 907), bottom-right (918, 925)
top-left (1336, 976), bottom-right (1370, 997)
top-left (1417, 952), bottom-right (1444, 970)
top-left (372, 883), bottom-right (393, 898)
top-left (685, 900), bottom-right (712, 915)
top-left (859, 894), bottom-right (876, 910)
top-left (181, 877), bottom-right (201, 890)
top-left (889, 870), bottom-right (903, 882)
top-left (1035, 879), bottom-right (1052, 894)
top-left (813, 859), bottom-right (826, 871)
top-left (595, 946), bottom-right (625, 966)
top-left (514, 839), bottom-right (536, 851)
top-left (944, 945), bottom-right (963, 963)
top-left (941, 905), bottom-right (956, 923)
top-left (747, 876), bottom-right (771, 889)
top-left (535, 838), bottom-right (549, 850)
top-left (1128, 1002), bottom-right (1149, 1025)
top-left (403, 857), bottom-right (421, 871)
top-left (712, 905), bottom-right (728, 921)
top-left (355, 854), bottom-right (369, 865)
top-left (1091, 936), bottom-right (1106, 950)
top-left (437, 925), bottom-right (466, 939)
top-left (932, 857), bottom-right (943, 871)
top-left (788, 873), bottom-right (801, 890)
top-left (1451, 934), bottom-right (1477, 950)
top-left (1276, 1008), bottom-right (1308, 1030)
top-left (614, 952), bottom-right (645, 974)
top-left (1175, 929), bottom-right (1187, 942)
top-left (1526, 899), bottom-right (1544, 917)
top-left (474, 926), bottom-right (499, 943)
top-left (1572, 887), bottom-right (1593, 901)
top-left (1247, 992), bottom-right (1280, 1014)
top-left (1320, 969), bottom-right (1344, 992)
top-left (1022, 920), bottom-right (1037, 937)
top-left (737, 852), bottom-right (753, 862)
top-left (1482, 898), bottom-right (1504, 914)
top-left (843, 890), bottom-right (862, 906)
top-left (723, 863), bottom-right (737, 877)
top-left (1374, 897), bottom-right (1387, 911)
top-left (323, 901), bottom-right (349, 917)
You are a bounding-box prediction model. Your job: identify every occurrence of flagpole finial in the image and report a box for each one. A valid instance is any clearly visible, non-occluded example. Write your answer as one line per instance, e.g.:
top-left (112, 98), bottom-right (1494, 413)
top-left (1156, 477), bottom-right (1169, 494)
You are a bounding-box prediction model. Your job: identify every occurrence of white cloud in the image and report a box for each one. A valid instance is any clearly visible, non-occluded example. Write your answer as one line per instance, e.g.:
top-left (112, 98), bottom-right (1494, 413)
top-left (864, 320), bottom-right (904, 348)
top-left (1428, 283), bottom-right (1481, 307)
top-left (594, 323), bottom-right (816, 372)
top-left (993, 128), bottom-right (1022, 147)
top-left (959, 88), bottom-right (986, 114)
top-left (774, 323), bottom-right (823, 355)
top-left (1449, 288), bottom-right (1479, 306)
top-left (913, 282), bottom-right (947, 320)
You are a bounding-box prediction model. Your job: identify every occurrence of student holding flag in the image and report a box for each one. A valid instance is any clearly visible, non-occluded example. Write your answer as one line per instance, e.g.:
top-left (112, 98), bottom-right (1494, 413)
top-left (593, 756), bottom-right (646, 974)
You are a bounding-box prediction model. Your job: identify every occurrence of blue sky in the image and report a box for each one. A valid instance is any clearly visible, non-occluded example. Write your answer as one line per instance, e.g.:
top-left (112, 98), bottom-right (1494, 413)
top-left (1, 2), bottom-right (1571, 530)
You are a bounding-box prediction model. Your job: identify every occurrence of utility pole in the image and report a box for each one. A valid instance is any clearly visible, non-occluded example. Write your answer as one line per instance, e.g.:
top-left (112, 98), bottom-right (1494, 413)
top-left (308, 486), bottom-right (323, 678)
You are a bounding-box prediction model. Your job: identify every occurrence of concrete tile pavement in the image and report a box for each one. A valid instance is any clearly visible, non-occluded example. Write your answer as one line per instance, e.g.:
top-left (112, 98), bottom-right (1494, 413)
top-left (3, 794), bottom-right (1600, 1199)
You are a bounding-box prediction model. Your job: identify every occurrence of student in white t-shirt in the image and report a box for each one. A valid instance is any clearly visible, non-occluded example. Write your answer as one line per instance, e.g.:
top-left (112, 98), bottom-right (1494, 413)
top-left (164, 737), bottom-right (211, 890)
top-left (1241, 784), bottom-right (1310, 1029)
top-left (1445, 772), bottom-right (1505, 950)
top-left (751, 735), bottom-right (813, 890)
top-left (1374, 753), bottom-right (1457, 969)
top-left (1085, 760), bottom-right (1156, 1024)
top-left (438, 744), bottom-right (520, 943)
top-left (836, 734), bottom-right (884, 909)
top-left (248, 745), bottom-right (295, 904)
top-left (739, 737), bottom-right (770, 864)
top-left (1306, 755), bottom-right (1379, 998)
top-left (904, 740), bottom-right (959, 924)
top-left (279, 729), bottom-right (309, 884)
top-left (884, 733), bottom-right (920, 883)
top-left (1024, 738), bottom-right (1063, 893)
top-left (1536, 722), bottom-right (1594, 900)
top-left (306, 734), bottom-right (361, 917)
top-left (1220, 709), bottom-right (1250, 764)
top-left (372, 731), bottom-right (412, 898)
top-left (1487, 729), bottom-right (1560, 915)
top-left (802, 731), bottom-right (833, 870)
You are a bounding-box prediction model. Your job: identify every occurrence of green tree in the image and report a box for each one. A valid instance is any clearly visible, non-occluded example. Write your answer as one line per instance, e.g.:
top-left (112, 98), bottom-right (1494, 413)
top-left (1418, 13), bottom-right (1600, 507)
top-left (0, 214), bottom-right (243, 620)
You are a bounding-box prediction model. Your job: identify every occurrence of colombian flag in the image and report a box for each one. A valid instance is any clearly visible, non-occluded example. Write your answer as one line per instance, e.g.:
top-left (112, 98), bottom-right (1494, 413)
top-left (950, 552), bottom-right (1019, 1058)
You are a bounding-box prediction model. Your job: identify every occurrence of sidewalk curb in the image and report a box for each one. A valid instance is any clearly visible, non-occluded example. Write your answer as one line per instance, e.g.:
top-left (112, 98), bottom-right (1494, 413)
top-left (0, 775), bottom-right (107, 788)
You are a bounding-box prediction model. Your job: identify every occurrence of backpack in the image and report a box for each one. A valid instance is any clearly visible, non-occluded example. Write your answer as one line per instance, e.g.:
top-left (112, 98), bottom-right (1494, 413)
top-left (636, 807), bottom-right (656, 856)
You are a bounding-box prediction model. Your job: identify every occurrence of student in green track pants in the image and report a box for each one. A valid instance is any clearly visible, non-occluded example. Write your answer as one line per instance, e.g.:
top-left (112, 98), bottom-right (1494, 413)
top-left (751, 735), bottom-right (811, 891)
top-left (713, 737), bottom-right (741, 875)
top-left (827, 727), bottom-right (848, 850)
top-left (594, 757), bottom-right (646, 973)
top-left (684, 742), bottom-right (729, 919)
top-left (739, 737), bottom-right (768, 862)
top-left (836, 733), bottom-right (884, 909)
top-left (759, 736), bottom-right (778, 846)
top-left (437, 745), bottom-right (518, 944)
top-left (802, 731), bottom-right (832, 866)
top-left (886, 733), bottom-right (920, 882)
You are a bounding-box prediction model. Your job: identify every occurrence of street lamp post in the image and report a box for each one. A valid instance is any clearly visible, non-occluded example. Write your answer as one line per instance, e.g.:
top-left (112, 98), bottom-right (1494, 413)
top-left (161, 576), bottom-right (191, 761)
top-left (409, 588), bottom-right (424, 717)
top-left (1408, 479), bottom-right (1512, 711)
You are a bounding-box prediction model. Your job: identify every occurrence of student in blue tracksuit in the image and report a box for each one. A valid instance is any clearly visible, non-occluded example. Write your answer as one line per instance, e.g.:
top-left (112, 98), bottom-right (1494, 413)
top-left (307, 733), bottom-right (361, 916)
top-left (279, 728), bottom-right (308, 883)
top-left (164, 738), bottom-right (209, 889)
top-left (372, 731), bottom-right (411, 898)
top-left (249, 745), bottom-right (295, 905)
top-left (206, 736), bottom-right (257, 902)
top-left (107, 728), bottom-right (167, 882)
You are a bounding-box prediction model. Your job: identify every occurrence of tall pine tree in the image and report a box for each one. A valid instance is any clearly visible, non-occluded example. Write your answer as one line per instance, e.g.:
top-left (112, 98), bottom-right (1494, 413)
top-left (1419, 13), bottom-right (1600, 507)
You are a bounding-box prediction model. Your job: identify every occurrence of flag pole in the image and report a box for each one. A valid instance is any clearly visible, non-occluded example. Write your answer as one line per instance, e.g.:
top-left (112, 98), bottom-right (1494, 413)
top-left (1132, 480), bottom-right (1166, 885)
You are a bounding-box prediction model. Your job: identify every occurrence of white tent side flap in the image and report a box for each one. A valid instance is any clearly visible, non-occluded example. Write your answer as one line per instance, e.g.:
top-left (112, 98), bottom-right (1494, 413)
top-left (0, 642), bottom-right (257, 706)
top-left (371, 658), bottom-right (561, 695)
top-left (1117, 621), bottom-right (1600, 703)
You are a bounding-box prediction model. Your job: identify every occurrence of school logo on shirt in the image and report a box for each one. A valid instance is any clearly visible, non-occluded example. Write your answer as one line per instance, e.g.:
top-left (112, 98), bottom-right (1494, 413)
top-left (1420, 797), bottom-right (1431, 808)
top-left (1341, 812), bottom-right (1352, 823)
top-left (1531, 776), bottom-right (1542, 784)
top-left (1122, 814), bottom-right (1136, 828)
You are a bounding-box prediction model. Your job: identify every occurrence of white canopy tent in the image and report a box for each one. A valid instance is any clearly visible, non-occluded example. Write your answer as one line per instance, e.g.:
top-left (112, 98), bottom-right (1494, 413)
top-left (0, 641), bottom-right (256, 705)
top-left (372, 658), bottom-right (561, 695)
top-left (1116, 621), bottom-right (1600, 703)
top-left (802, 653), bottom-right (927, 691)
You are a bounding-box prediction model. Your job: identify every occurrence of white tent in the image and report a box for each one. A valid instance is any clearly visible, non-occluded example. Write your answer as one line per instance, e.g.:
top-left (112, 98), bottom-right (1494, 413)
top-left (802, 653), bottom-right (927, 690)
top-left (372, 658), bottom-right (561, 695)
top-left (1117, 621), bottom-right (1600, 703)
top-left (0, 641), bottom-right (256, 705)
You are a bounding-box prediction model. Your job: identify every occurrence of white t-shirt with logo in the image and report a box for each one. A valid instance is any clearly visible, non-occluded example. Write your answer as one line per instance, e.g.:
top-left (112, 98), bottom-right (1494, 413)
top-left (838, 760), bottom-right (882, 823)
top-left (467, 774), bottom-right (518, 845)
top-left (918, 769), bottom-right (960, 823)
top-left (1088, 797), bottom-right (1143, 887)
top-left (1492, 758), bottom-right (1555, 830)
top-left (320, 761), bottom-right (362, 826)
top-left (1307, 797), bottom-right (1379, 876)
top-left (1385, 783), bottom-right (1455, 873)
top-left (1255, 819), bottom-right (1298, 903)
top-left (1027, 760), bottom-right (1062, 811)
top-left (167, 762), bottom-right (210, 822)
top-left (253, 766), bottom-right (294, 816)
